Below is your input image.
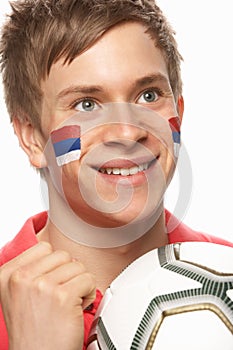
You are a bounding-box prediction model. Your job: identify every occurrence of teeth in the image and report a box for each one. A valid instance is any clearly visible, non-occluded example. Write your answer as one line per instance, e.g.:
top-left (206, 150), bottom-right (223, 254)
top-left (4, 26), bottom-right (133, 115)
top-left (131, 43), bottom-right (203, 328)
top-left (99, 162), bottom-right (151, 176)
top-left (121, 168), bottom-right (130, 176)
top-left (139, 165), bottom-right (144, 171)
top-left (113, 168), bottom-right (120, 175)
top-left (129, 166), bottom-right (139, 175)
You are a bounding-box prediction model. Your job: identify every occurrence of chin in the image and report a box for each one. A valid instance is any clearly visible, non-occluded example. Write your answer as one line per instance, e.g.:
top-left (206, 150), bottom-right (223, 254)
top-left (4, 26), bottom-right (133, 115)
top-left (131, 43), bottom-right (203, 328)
top-left (97, 200), bottom-right (163, 229)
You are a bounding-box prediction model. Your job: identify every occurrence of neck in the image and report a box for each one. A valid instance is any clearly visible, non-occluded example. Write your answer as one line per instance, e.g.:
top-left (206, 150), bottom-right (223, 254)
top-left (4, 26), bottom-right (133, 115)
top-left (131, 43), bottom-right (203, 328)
top-left (39, 214), bottom-right (168, 294)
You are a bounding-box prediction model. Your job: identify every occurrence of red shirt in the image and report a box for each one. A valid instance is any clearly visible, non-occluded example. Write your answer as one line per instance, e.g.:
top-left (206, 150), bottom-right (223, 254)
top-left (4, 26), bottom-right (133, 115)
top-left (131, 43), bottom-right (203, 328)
top-left (0, 211), bottom-right (232, 349)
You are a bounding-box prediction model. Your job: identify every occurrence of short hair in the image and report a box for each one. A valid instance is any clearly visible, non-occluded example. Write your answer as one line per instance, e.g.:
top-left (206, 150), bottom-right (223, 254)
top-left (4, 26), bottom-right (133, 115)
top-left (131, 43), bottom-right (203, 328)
top-left (0, 0), bottom-right (183, 129)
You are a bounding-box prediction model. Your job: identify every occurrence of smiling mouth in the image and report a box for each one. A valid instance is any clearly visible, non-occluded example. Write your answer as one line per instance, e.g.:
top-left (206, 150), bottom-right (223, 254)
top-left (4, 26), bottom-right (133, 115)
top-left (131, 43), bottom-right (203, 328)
top-left (98, 159), bottom-right (156, 176)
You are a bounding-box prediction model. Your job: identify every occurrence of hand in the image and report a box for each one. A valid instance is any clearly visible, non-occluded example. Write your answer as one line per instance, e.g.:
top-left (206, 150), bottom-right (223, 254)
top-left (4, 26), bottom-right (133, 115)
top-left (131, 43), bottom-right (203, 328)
top-left (0, 242), bottom-right (96, 350)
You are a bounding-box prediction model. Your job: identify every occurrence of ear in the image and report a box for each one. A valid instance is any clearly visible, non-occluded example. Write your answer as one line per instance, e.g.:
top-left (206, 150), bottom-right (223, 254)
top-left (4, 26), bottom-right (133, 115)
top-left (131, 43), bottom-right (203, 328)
top-left (13, 118), bottom-right (47, 168)
top-left (177, 95), bottom-right (184, 123)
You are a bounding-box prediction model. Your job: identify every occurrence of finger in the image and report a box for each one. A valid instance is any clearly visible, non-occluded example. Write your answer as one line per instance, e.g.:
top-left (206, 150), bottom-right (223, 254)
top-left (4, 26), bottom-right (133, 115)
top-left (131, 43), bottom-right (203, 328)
top-left (60, 272), bottom-right (96, 310)
top-left (0, 242), bottom-right (53, 276)
top-left (26, 250), bottom-right (73, 278)
top-left (39, 260), bottom-right (86, 285)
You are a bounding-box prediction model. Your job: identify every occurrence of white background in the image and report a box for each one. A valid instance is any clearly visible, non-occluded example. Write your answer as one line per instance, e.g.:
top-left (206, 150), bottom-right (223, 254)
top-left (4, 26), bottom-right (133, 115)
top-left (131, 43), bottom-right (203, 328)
top-left (0, 0), bottom-right (232, 246)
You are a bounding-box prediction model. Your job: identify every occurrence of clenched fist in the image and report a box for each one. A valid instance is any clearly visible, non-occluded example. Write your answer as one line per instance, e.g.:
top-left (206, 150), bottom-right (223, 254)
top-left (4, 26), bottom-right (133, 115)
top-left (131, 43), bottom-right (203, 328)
top-left (0, 242), bottom-right (96, 350)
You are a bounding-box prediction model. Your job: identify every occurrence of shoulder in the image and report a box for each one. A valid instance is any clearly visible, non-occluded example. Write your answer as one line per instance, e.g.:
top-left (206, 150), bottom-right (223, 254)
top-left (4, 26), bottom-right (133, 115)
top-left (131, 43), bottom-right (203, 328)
top-left (165, 210), bottom-right (233, 248)
top-left (0, 211), bottom-right (48, 266)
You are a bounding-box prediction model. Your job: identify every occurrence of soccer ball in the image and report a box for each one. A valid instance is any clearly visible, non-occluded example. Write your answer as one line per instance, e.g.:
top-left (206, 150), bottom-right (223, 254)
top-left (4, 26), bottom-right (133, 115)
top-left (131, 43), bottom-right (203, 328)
top-left (87, 242), bottom-right (233, 349)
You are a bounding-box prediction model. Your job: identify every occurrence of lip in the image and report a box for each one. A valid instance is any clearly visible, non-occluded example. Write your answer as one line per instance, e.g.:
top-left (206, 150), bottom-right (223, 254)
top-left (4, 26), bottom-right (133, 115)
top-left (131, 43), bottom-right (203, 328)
top-left (95, 156), bottom-right (159, 186)
top-left (94, 156), bottom-right (157, 170)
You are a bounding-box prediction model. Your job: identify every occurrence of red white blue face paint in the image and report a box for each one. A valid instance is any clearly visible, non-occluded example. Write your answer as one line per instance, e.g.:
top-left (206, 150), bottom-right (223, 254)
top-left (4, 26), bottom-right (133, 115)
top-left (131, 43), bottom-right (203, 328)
top-left (169, 116), bottom-right (181, 158)
top-left (50, 125), bottom-right (81, 166)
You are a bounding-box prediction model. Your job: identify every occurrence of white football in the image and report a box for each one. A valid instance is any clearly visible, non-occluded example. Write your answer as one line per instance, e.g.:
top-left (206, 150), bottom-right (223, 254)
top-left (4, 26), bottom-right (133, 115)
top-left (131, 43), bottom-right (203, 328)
top-left (87, 242), bottom-right (233, 349)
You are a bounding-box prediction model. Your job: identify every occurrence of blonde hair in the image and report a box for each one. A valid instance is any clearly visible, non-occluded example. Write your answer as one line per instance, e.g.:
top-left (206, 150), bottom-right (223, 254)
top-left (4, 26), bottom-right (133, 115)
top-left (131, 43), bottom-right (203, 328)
top-left (0, 0), bottom-right (183, 129)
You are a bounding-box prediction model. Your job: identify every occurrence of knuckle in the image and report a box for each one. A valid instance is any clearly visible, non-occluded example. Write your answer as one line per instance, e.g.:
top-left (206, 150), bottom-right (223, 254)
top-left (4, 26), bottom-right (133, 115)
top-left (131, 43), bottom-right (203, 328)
top-left (0, 265), bottom-right (32, 293)
top-left (33, 277), bottom-right (58, 299)
top-left (39, 241), bottom-right (53, 254)
top-left (54, 288), bottom-right (69, 305)
top-left (33, 276), bottom-right (49, 293)
top-left (0, 263), bottom-right (18, 284)
top-left (84, 272), bottom-right (96, 288)
top-left (11, 264), bottom-right (35, 282)
top-left (73, 260), bottom-right (86, 273)
top-left (54, 250), bottom-right (71, 263)
top-left (9, 268), bottom-right (26, 287)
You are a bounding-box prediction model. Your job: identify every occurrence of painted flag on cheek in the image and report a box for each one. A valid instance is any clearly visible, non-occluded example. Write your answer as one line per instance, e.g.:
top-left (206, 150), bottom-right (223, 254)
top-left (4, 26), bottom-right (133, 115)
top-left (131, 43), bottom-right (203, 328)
top-left (51, 125), bottom-right (81, 166)
top-left (168, 116), bottom-right (181, 158)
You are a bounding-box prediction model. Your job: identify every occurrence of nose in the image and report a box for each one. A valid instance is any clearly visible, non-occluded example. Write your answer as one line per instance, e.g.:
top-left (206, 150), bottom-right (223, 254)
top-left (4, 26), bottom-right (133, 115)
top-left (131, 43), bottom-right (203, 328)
top-left (103, 122), bottom-right (148, 150)
top-left (102, 103), bottom-right (149, 150)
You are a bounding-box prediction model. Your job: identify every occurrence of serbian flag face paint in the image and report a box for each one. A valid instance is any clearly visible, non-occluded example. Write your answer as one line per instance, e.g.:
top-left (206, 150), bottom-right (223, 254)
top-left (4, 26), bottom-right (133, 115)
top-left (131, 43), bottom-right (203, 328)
top-left (51, 125), bottom-right (81, 166)
top-left (168, 116), bottom-right (181, 158)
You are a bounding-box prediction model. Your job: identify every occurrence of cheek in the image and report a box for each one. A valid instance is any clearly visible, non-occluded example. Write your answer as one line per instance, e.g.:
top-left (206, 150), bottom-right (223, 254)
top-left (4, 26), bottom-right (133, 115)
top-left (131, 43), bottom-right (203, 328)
top-left (50, 125), bottom-right (81, 167)
top-left (61, 162), bottom-right (98, 223)
top-left (158, 143), bottom-right (176, 184)
top-left (61, 162), bottom-right (80, 202)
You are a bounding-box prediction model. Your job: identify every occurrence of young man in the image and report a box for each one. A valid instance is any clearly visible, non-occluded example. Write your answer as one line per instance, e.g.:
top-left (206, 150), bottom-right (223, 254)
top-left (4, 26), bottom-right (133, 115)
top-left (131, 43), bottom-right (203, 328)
top-left (0, 1), bottom-right (232, 349)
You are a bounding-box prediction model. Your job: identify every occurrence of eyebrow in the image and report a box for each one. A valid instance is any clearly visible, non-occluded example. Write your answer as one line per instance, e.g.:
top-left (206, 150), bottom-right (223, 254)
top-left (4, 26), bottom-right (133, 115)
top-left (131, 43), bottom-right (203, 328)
top-left (56, 73), bottom-right (170, 101)
top-left (133, 73), bottom-right (170, 89)
top-left (57, 85), bottom-right (103, 101)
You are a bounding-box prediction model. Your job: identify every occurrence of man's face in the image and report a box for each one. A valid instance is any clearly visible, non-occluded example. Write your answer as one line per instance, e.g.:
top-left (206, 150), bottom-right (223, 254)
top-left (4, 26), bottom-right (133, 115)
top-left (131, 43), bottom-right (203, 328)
top-left (40, 22), bottom-right (181, 228)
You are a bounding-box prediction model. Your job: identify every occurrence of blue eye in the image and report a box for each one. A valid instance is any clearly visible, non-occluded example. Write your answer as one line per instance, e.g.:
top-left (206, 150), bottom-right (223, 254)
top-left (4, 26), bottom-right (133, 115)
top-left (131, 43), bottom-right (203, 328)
top-left (138, 90), bottom-right (159, 103)
top-left (75, 99), bottom-right (99, 112)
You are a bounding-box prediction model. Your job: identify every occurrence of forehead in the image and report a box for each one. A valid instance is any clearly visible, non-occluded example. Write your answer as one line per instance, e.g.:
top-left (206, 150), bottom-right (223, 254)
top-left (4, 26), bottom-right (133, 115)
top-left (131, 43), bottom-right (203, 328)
top-left (42, 22), bottom-right (169, 96)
